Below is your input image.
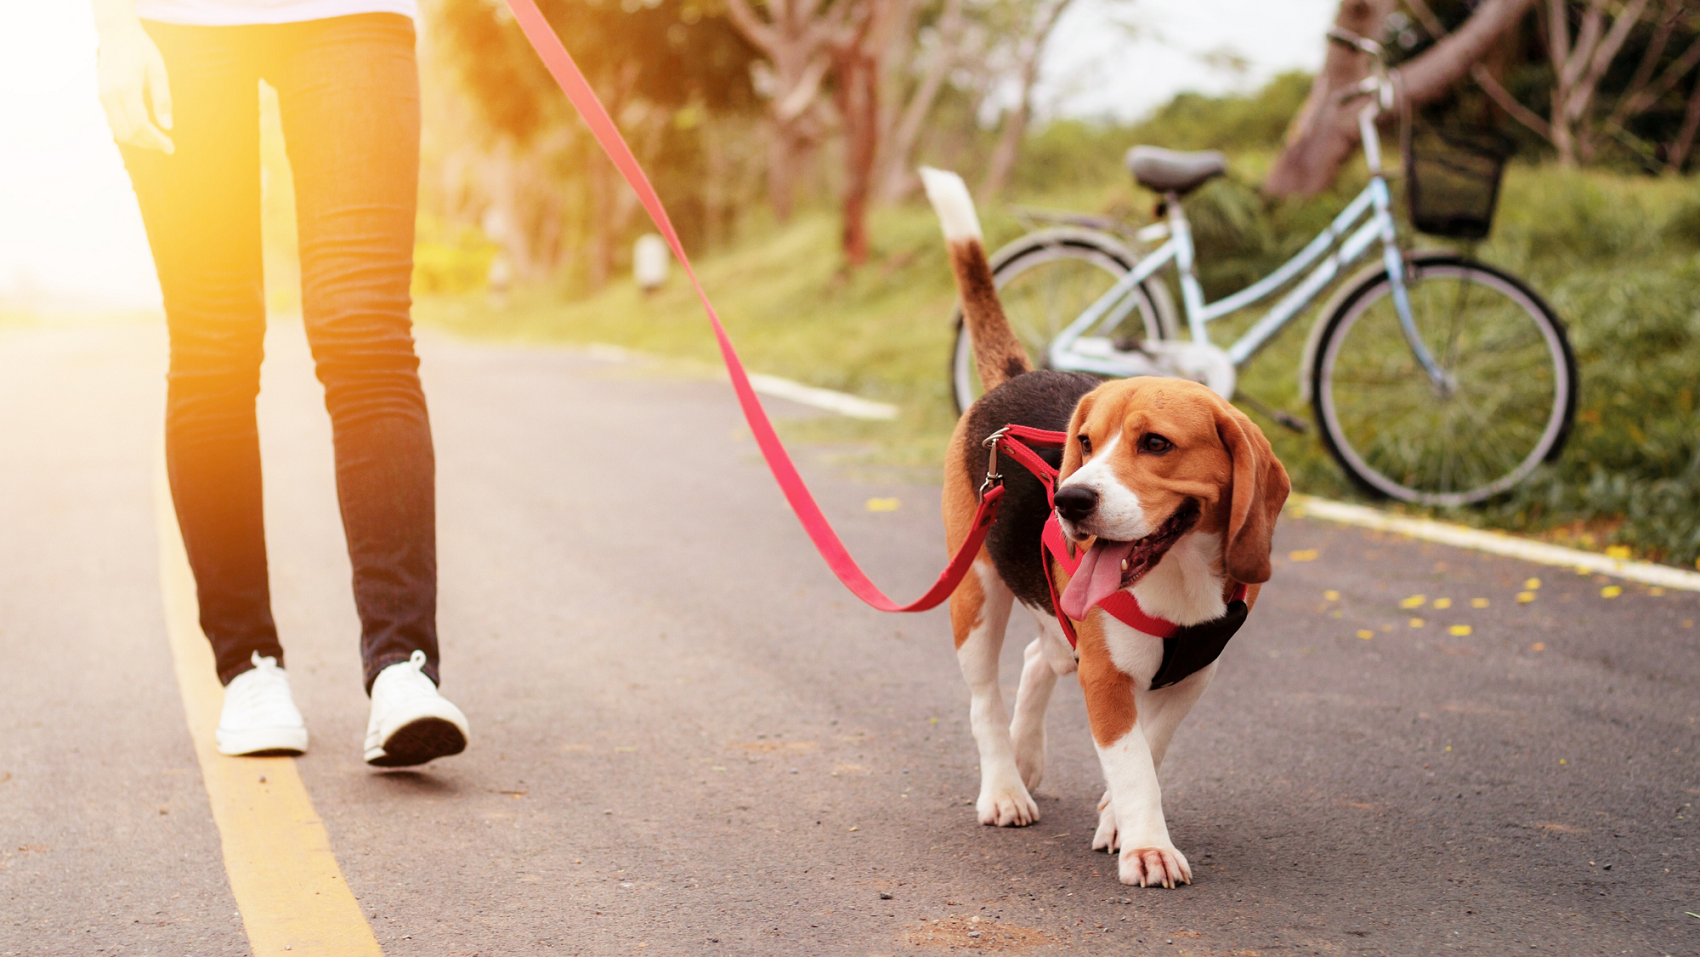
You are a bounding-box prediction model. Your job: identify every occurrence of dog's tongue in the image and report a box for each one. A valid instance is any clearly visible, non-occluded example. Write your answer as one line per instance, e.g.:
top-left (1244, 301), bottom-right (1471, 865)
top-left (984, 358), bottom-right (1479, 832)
top-left (1059, 539), bottom-right (1139, 620)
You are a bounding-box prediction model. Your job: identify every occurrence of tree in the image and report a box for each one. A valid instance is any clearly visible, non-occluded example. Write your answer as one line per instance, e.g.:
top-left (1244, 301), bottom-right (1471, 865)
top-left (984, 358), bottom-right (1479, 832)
top-left (1267, 0), bottom-right (1539, 196)
top-left (1405, 0), bottom-right (1700, 171)
top-left (430, 0), bottom-right (757, 287)
top-left (874, 0), bottom-right (967, 202)
top-left (724, 0), bottom-right (853, 222)
top-left (977, 0), bottom-right (1077, 198)
top-left (725, 0), bottom-right (908, 265)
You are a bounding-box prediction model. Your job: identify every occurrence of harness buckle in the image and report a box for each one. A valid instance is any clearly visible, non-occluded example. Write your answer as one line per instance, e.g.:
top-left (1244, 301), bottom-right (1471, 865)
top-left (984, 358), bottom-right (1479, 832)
top-left (979, 427), bottom-right (1010, 499)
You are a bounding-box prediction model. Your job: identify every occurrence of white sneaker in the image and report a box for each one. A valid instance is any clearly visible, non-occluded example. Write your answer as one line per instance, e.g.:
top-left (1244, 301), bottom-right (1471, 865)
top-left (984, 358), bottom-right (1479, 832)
top-left (364, 650), bottom-right (468, 767)
top-left (216, 652), bottom-right (309, 756)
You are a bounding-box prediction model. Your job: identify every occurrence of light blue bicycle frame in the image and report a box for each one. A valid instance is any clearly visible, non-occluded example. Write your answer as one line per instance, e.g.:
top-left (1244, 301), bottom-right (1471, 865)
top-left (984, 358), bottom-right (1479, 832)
top-left (1046, 102), bottom-right (1447, 388)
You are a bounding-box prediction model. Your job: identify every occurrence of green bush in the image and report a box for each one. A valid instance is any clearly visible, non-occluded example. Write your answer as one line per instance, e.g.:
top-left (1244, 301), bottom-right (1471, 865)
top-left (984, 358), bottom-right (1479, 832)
top-left (413, 218), bottom-right (500, 296)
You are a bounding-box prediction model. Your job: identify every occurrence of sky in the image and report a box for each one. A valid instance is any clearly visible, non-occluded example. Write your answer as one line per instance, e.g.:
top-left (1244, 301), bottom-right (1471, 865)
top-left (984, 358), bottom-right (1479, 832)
top-left (0, 0), bottom-right (1337, 311)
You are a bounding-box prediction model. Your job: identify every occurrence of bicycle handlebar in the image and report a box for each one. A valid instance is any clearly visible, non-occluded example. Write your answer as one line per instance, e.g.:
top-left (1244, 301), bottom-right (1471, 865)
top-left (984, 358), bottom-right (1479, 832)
top-left (1326, 26), bottom-right (1384, 57)
top-left (1325, 27), bottom-right (1396, 113)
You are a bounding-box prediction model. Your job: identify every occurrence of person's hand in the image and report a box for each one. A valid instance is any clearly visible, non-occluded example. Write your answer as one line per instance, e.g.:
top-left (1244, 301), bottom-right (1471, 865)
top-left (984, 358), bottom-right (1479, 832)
top-left (96, 18), bottom-right (174, 153)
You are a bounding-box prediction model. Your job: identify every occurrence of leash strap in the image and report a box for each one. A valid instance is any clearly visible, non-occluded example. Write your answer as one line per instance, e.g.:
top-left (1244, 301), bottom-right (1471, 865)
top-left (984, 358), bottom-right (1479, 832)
top-left (502, 0), bottom-right (1024, 611)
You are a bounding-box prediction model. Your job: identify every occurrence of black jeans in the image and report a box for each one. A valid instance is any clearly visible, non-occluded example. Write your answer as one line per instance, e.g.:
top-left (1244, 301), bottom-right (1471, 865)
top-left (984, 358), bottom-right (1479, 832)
top-left (121, 13), bottom-right (438, 692)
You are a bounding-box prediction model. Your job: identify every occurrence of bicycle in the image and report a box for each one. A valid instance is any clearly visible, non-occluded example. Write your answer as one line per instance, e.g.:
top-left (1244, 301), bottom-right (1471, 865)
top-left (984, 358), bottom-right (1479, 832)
top-left (949, 28), bottom-right (1577, 507)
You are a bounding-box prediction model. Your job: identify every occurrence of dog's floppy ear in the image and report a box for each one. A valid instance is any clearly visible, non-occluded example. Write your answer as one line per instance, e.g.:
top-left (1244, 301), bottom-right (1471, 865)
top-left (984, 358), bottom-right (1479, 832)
top-left (1213, 399), bottom-right (1290, 584)
top-left (1058, 392), bottom-right (1097, 480)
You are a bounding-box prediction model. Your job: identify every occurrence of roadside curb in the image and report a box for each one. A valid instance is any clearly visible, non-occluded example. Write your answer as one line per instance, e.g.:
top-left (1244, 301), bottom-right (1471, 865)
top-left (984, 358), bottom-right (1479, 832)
top-left (1287, 494), bottom-right (1700, 593)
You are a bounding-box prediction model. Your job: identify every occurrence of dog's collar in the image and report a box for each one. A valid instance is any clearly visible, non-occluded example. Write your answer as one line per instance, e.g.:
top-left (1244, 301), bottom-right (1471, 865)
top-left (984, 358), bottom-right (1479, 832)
top-left (1042, 513), bottom-right (1249, 688)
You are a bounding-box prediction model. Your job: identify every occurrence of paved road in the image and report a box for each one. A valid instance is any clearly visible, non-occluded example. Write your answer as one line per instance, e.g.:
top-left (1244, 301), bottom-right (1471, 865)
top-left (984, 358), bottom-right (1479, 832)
top-left (1, 321), bottom-right (1696, 957)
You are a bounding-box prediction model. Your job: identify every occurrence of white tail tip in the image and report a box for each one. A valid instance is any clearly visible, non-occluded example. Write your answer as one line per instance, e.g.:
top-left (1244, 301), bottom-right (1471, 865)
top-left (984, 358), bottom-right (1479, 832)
top-left (919, 167), bottom-right (981, 243)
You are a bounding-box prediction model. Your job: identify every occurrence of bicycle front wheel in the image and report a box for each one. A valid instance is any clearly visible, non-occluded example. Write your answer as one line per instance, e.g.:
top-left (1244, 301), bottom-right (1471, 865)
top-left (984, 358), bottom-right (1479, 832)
top-left (951, 229), bottom-right (1176, 414)
top-left (1312, 254), bottom-right (1576, 506)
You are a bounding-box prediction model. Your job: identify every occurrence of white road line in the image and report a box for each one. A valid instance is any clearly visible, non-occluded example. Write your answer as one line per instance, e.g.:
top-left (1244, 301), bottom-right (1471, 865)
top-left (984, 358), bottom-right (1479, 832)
top-left (745, 373), bottom-right (900, 421)
top-left (1288, 494), bottom-right (1700, 593)
top-left (582, 342), bottom-right (900, 420)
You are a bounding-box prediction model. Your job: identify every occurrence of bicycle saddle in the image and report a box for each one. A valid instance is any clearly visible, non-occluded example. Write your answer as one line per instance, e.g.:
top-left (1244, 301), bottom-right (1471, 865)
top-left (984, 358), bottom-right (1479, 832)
top-left (1125, 146), bottom-right (1228, 195)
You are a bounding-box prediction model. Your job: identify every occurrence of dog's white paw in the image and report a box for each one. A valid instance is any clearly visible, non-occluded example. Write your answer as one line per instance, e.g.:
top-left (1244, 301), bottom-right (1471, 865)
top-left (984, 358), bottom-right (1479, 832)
top-left (1012, 729), bottom-right (1046, 792)
top-left (976, 781), bottom-right (1040, 827)
top-left (1118, 844), bottom-right (1191, 888)
top-left (1091, 789), bottom-right (1119, 852)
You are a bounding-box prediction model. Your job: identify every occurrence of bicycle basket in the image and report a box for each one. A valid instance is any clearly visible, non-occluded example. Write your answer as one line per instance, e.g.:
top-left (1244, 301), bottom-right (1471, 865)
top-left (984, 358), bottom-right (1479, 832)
top-left (1404, 126), bottom-right (1511, 240)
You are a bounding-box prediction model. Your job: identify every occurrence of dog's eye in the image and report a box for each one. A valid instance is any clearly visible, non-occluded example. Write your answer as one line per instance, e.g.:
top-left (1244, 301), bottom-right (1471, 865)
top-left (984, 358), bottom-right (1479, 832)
top-left (1139, 433), bottom-right (1174, 454)
top-left (1077, 434), bottom-right (1093, 457)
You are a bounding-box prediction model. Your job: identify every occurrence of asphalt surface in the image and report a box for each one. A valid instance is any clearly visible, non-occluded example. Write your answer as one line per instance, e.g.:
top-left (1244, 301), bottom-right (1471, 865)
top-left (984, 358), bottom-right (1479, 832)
top-left (1, 320), bottom-right (1696, 957)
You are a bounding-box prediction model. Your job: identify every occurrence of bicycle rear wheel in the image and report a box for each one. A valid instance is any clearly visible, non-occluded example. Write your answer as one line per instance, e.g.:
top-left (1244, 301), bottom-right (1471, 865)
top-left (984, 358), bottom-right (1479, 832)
top-left (951, 229), bottom-right (1176, 414)
top-left (1311, 254), bottom-right (1576, 506)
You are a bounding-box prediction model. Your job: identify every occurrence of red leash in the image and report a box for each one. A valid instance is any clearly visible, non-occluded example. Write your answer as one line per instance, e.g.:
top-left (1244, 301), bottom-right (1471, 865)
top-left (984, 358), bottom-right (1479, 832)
top-left (501, 0), bottom-right (1034, 612)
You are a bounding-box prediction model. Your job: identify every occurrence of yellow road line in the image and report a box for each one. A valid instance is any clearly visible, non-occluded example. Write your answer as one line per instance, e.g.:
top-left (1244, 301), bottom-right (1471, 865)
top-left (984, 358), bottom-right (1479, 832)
top-left (155, 458), bottom-right (384, 956)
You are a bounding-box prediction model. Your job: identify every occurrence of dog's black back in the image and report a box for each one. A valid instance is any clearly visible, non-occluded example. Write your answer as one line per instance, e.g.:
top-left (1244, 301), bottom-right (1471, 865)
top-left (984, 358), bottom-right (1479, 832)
top-left (961, 370), bottom-right (1099, 613)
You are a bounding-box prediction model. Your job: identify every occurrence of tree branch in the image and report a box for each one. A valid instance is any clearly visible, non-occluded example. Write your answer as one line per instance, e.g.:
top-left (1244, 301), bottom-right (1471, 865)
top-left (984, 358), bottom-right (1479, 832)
top-left (1565, 0), bottom-right (1650, 123)
top-left (1403, 0), bottom-right (1555, 139)
top-left (723, 0), bottom-right (780, 57)
top-left (1397, 0), bottom-right (1540, 102)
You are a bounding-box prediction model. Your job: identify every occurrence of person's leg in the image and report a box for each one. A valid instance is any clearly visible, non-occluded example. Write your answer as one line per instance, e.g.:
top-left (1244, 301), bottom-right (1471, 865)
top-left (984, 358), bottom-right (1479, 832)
top-left (121, 22), bottom-right (282, 686)
top-left (268, 14), bottom-right (438, 694)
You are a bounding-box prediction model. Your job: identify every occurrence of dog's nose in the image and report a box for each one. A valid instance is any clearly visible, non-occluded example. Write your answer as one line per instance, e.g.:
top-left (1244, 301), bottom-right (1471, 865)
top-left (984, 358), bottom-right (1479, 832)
top-left (1053, 485), bottom-right (1099, 524)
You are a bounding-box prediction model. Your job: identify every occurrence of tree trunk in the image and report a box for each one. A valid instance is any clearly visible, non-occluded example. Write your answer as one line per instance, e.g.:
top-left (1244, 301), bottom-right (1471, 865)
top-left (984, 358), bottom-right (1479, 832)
top-left (834, 37), bottom-right (880, 265)
top-left (1266, 0), bottom-right (1539, 196)
top-left (979, 65), bottom-right (1034, 199)
top-left (876, 0), bottom-right (965, 202)
top-left (978, 0), bottom-right (1076, 199)
top-left (1667, 71), bottom-right (1700, 172)
top-left (1264, 0), bottom-right (1396, 197)
top-left (724, 0), bottom-right (839, 224)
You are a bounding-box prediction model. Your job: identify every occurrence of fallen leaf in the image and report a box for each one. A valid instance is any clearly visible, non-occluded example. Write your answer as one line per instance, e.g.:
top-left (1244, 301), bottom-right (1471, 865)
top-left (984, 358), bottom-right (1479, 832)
top-left (1324, 590), bottom-right (1340, 601)
top-left (1530, 642), bottom-right (1547, 652)
top-left (865, 498), bottom-right (900, 512)
top-left (1605, 545), bottom-right (1631, 560)
top-left (1525, 577), bottom-right (1542, 590)
top-left (1448, 624), bottom-right (1472, 636)
top-left (1516, 591), bottom-right (1537, 604)
top-left (1432, 598), bottom-right (1452, 610)
top-left (1355, 629), bottom-right (1374, 640)
top-left (1409, 617), bottom-right (1425, 628)
top-left (1399, 594), bottom-right (1426, 609)
top-left (1289, 549), bottom-right (1319, 562)
top-left (1470, 597), bottom-right (1489, 608)
top-left (1649, 587), bottom-right (1665, 596)
top-left (1600, 585), bottom-right (1623, 599)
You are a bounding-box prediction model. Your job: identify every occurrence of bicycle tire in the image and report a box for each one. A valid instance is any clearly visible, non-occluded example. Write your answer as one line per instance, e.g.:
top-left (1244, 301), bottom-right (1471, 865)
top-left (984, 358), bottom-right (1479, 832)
top-left (951, 228), bottom-right (1177, 415)
top-left (1311, 254), bottom-right (1576, 506)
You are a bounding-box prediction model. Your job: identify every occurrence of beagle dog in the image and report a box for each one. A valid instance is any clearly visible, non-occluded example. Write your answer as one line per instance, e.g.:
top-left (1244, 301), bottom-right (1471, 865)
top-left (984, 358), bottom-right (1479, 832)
top-left (920, 169), bottom-right (1290, 888)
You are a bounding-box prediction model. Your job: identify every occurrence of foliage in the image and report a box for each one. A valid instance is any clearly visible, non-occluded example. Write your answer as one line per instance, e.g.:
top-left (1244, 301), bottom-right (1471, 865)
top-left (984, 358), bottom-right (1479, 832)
top-left (422, 0), bottom-right (763, 286)
top-left (434, 0), bottom-right (759, 143)
top-left (413, 216), bottom-right (502, 295)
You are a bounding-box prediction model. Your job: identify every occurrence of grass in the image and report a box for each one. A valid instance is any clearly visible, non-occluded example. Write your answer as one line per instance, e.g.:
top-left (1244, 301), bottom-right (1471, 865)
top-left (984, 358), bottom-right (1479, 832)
top-left (415, 162), bottom-right (1700, 568)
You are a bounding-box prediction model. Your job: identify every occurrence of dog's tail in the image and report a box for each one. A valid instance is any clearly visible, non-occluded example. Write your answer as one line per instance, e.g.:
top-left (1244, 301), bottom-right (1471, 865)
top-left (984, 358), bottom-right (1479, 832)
top-left (920, 167), bottom-right (1031, 392)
